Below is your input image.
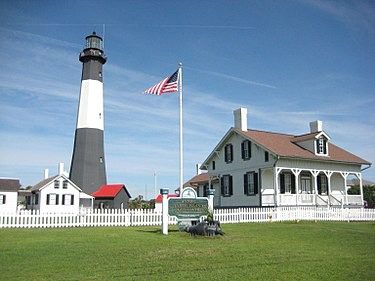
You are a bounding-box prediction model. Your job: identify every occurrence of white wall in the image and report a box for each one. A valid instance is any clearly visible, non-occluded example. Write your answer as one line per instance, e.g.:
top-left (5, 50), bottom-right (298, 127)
top-left (38, 177), bottom-right (81, 213)
top-left (206, 132), bottom-right (275, 207)
top-left (0, 192), bottom-right (18, 214)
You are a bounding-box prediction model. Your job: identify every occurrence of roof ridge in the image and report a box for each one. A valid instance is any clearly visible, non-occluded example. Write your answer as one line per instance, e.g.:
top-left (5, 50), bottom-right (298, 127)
top-left (246, 128), bottom-right (295, 137)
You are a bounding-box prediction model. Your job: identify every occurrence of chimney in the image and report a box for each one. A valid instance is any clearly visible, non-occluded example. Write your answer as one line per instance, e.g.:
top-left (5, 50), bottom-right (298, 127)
top-left (44, 169), bottom-right (49, 179)
top-left (196, 163), bottom-right (202, 175)
top-left (234, 108), bottom-right (248, 131)
top-left (309, 120), bottom-right (323, 133)
top-left (58, 163), bottom-right (64, 176)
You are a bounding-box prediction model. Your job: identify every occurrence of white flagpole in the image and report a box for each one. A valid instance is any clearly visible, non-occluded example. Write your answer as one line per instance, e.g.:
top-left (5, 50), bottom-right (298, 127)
top-left (178, 63), bottom-right (183, 195)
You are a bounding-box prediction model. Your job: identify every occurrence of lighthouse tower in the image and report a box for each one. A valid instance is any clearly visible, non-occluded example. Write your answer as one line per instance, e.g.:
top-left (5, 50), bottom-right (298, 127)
top-left (70, 32), bottom-right (107, 194)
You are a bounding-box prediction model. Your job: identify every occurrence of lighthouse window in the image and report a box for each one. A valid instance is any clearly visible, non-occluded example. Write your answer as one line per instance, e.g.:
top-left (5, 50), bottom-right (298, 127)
top-left (99, 72), bottom-right (102, 78)
top-left (99, 113), bottom-right (102, 119)
top-left (99, 157), bottom-right (103, 163)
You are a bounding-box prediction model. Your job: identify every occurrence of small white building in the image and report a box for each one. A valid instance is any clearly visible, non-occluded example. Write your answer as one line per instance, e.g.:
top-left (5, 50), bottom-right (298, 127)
top-left (200, 108), bottom-right (371, 208)
top-left (27, 163), bottom-right (93, 213)
top-left (0, 178), bottom-right (20, 214)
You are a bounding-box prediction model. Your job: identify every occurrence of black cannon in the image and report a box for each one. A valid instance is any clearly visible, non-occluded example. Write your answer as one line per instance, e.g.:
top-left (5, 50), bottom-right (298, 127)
top-left (184, 221), bottom-right (224, 236)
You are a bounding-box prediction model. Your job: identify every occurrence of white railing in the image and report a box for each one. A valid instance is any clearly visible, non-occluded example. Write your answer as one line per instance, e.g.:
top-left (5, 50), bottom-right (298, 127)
top-left (0, 207), bottom-right (374, 228)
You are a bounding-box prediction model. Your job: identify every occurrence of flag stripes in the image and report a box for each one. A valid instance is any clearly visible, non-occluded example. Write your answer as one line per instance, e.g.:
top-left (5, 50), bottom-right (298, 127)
top-left (144, 69), bottom-right (179, 95)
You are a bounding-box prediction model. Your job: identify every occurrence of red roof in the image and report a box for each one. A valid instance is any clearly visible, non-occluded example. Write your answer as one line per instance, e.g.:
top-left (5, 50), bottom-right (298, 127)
top-left (155, 194), bottom-right (178, 203)
top-left (92, 184), bottom-right (128, 198)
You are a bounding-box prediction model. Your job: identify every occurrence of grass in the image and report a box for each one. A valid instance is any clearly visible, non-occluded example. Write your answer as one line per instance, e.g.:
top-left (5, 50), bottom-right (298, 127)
top-left (0, 222), bottom-right (374, 280)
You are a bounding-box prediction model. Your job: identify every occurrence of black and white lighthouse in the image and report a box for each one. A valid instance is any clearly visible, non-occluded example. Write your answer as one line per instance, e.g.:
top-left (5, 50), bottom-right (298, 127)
top-left (70, 32), bottom-right (107, 194)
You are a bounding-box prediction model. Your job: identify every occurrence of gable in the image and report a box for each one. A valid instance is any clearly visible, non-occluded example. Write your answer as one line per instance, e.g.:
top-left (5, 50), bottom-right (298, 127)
top-left (31, 175), bottom-right (82, 193)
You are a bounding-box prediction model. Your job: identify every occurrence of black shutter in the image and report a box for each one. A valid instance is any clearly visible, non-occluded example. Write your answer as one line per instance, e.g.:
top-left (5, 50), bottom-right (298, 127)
top-left (323, 140), bottom-right (327, 154)
top-left (248, 141), bottom-right (252, 158)
top-left (3, 195), bottom-right (6, 204)
top-left (56, 194), bottom-right (59, 205)
top-left (254, 172), bottom-right (258, 194)
top-left (291, 174), bottom-right (296, 194)
top-left (229, 175), bottom-right (233, 196)
top-left (316, 140), bottom-right (319, 153)
top-left (71, 195), bottom-right (74, 205)
top-left (47, 194), bottom-right (50, 205)
top-left (221, 177), bottom-right (224, 195)
top-left (241, 142), bottom-right (245, 159)
top-left (317, 175), bottom-right (321, 194)
top-left (224, 145), bottom-right (228, 163)
top-left (62, 195), bottom-right (65, 205)
top-left (280, 174), bottom-right (285, 194)
top-left (230, 144), bottom-right (233, 162)
top-left (244, 173), bottom-right (248, 195)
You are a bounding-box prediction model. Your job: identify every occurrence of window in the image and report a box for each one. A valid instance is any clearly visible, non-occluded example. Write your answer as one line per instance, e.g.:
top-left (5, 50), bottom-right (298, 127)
top-left (34, 194), bottom-right (39, 205)
top-left (63, 180), bottom-right (68, 189)
top-left (212, 161), bottom-right (216, 170)
top-left (47, 194), bottom-right (59, 205)
top-left (244, 172), bottom-right (258, 196)
top-left (224, 144), bottom-right (233, 163)
top-left (99, 157), bottom-right (104, 163)
top-left (316, 138), bottom-right (327, 155)
top-left (317, 174), bottom-right (328, 195)
top-left (0, 194), bottom-right (5, 205)
top-left (300, 174), bottom-right (312, 194)
top-left (26, 196), bottom-right (31, 205)
top-left (203, 184), bottom-right (209, 197)
top-left (54, 180), bottom-right (59, 189)
top-left (241, 140), bottom-right (251, 160)
top-left (280, 173), bottom-right (295, 194)
top-left (63, 194), bottom-right (74, 205)
top-left (265, 151), bottom-right (269, 162)
top-left (221, 175), bottom-right (233, 196)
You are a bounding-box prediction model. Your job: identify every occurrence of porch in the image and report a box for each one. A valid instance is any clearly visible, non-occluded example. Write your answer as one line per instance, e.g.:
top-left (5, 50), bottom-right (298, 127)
top-left (261, 167), bottom-right (364, 207)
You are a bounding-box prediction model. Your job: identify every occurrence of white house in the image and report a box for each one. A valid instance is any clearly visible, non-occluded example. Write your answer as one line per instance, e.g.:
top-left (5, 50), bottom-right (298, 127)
top-left (200, 108), bottom-right (371, 208)
top-left (27, 163), bottom-right (93, 213)
top-left (0, 178), bottom-right (21, 214)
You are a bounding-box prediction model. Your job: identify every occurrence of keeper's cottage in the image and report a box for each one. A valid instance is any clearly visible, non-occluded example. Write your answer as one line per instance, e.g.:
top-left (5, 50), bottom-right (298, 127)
top-left (198, 108), bottom-right (370, 208)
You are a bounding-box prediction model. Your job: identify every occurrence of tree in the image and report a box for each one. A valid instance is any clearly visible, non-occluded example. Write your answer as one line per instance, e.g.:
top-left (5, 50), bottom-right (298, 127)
top-left (348, 185), bottom-right (375, 208)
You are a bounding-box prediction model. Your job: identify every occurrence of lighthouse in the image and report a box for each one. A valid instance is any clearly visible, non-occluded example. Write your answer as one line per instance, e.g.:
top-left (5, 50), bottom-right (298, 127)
top-left (70, 32), bottom-right (107, 194)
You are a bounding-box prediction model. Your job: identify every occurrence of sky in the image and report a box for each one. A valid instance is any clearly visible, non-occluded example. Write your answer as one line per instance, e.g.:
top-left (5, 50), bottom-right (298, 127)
top-left (0, 0), bottom-right (374, 199)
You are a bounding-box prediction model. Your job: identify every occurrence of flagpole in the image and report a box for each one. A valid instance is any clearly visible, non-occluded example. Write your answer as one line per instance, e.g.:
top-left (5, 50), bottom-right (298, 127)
top-left (178, 62), bottom-right (183, 195)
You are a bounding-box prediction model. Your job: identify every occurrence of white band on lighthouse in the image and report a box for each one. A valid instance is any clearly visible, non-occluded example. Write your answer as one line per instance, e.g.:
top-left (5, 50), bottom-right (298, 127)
top-left (76, 79), bottom-right (104, 130)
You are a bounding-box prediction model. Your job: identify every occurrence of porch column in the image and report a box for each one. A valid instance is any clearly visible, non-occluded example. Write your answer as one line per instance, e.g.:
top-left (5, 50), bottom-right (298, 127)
top-left (292, 169), bottom-right (301, 206)
top-left (340, 172), bottom-right (349, 206)
top-left (324, 171), bottom-right (333, 206)
top-left (274, 167), bottom-right (281, 207)
top-left (357, 173), bottom-right (364, 207)
top-left (312, 170), bottom-right (319, 206)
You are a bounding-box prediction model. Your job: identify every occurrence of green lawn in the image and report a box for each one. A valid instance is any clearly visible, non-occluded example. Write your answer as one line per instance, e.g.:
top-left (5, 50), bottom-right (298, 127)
top-left (0, 222), bottom-right (374, 280)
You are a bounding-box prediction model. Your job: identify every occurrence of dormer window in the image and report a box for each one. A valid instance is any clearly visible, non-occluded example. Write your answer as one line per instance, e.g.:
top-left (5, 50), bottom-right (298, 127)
top-left (316, 137), bottom-right (328, 155)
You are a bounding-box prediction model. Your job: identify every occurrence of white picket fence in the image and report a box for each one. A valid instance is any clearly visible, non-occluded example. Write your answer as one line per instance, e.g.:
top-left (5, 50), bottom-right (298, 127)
top-left (0, 207), bottom-right (374, 228)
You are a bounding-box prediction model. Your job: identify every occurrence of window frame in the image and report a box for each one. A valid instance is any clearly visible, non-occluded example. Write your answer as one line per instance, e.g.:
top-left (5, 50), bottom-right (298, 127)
top-left (241, 140), bottom-right (251, 160)
top-left (221, 174), bottom-right (233, 197)
top-left (224, 144), bottom-right (233, 163)
top-left (244, 171), bottom-right (258, 196)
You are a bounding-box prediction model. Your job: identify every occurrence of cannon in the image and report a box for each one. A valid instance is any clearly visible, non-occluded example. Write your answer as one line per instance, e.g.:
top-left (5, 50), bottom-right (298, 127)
top-left (184, 221), bottom-right (224, 236)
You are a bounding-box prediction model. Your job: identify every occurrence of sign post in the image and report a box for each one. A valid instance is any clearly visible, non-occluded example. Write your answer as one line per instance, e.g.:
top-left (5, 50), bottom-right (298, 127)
top-left (160, 188), bottom-right (169, 235)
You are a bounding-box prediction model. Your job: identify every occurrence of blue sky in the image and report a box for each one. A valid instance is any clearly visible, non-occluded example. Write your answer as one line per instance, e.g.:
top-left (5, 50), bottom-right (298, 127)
top-left (1, 0), bottom-right (374, 198)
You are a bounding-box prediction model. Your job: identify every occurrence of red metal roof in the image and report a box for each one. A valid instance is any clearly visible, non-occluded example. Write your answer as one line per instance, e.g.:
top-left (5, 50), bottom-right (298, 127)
top-left (155, 194), bottom-right (178, 203)
top-left (92, 184), bottom-right (126, 198)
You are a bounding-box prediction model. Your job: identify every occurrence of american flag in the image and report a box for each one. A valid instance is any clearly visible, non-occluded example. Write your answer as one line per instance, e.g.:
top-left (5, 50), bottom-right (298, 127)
top-left (144, 69), bottom-right (179, 95)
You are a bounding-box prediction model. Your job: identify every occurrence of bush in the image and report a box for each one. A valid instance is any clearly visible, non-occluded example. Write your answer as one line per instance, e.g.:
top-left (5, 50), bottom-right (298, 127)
top-left (348, 185), bottom-right (375, 208)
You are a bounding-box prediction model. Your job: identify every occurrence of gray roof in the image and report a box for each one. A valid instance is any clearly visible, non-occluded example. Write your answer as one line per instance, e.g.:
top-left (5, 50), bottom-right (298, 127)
top-left (30, 175), bottom-right (59, 192)
top-left (0, 178), bottom-right (21, 192)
